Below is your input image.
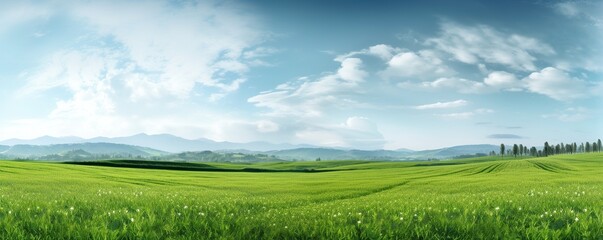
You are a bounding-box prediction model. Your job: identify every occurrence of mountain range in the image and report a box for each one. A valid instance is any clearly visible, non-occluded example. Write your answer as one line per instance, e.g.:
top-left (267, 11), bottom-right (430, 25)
top-left (0, 134), bottom-right (500, 161)
top-left (0, 143), bottom-right (166, 158)
top-left (0, 134), bottom-right (315, 152)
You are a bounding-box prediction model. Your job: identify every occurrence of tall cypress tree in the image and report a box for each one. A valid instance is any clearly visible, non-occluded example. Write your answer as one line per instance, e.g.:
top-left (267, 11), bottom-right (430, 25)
top-left (500, 144), bottom-right (505, 158)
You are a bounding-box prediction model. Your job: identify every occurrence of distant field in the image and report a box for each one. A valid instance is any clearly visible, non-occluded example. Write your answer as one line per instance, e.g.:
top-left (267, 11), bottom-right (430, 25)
top-left (1, 154), bottom-right (602, 239)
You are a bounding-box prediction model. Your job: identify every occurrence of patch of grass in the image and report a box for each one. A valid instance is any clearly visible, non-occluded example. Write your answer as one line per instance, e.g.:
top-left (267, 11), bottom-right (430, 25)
top-left (0, 153), bottom-right (602, 239)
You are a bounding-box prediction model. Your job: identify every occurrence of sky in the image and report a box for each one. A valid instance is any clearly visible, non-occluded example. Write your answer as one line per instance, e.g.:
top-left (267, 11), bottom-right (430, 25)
top-left (0, 0), bottom-right (601, 150)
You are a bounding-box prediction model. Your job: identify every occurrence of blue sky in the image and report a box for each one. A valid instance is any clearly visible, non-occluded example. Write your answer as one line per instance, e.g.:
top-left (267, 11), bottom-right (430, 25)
top-left (0, 0), bottom-right (601, 150)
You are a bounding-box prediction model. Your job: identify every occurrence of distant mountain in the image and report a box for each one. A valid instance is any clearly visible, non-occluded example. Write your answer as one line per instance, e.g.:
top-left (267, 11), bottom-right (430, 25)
top-left (0, 136), bottom-right (85, 146)
top-left (0, 145), bottom-right (9, 152)
top-left (405, 144), bottom-right (499, 159)
top-left (267, 144), bottom-right (498, 160)
top-left (0, 134), bottom-right (500, 161)
top-left (0, 134), bottom-right (316, 152)
top-left (1, 142), bottom-right (167, 159)
top-left (265, 148), bottom-right (408, 161)
top-left (88, 134), bottom-right (317, 152)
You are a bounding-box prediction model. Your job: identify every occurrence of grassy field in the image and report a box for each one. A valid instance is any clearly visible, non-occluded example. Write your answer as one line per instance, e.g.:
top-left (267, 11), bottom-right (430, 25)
top-left (0, 154), bottom-right (602, 239)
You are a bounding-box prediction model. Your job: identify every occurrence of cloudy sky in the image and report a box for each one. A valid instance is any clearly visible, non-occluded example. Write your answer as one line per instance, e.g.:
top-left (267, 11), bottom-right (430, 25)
top-left (1, 0), bottom-right (601, 150)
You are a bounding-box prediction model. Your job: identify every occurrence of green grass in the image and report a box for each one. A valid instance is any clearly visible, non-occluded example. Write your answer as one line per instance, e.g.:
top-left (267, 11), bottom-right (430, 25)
top-left (1, 153), bottom-right (602, 239)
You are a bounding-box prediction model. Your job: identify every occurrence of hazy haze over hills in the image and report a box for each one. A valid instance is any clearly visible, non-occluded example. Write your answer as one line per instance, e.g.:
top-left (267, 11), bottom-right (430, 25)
top-left (0, 134), bottom-right (501, 161)
top-left (0, 134), bottom-right (318, 153)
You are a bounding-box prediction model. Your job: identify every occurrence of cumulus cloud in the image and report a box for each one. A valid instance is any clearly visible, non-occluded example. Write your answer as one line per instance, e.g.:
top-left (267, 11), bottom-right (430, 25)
top-left (427, 21), bottom-right (555, 71)
top-left (72, 1), bottom-right (266, 98)
top-left (247, 55), bottom-right (387, 149)
top-left (248, 57), bottom-right (367, 117)
top-left (336, 44), bottom-right (402, 61)
top-left (337, 58), bottom-right (368, 82)
top-left (523, 67), bottom-right (590, 101)
top-left (11, 0), bottom-right (272, 141)
top-left (380, 50), bottom-right (453, 79)
top-left (484, 71), bottom-right (520, 89)
top-left (21, 0), bottom-right (267, 102)
top-left (414, 100), bottom-right (468, 110)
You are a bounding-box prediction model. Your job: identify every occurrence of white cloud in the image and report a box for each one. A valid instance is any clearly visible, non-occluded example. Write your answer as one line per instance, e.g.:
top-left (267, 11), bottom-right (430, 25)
top-left (553, 1), bottom-right (603, 29)
top-left (23, 0), bottom-right (267, 101)
top-left (367, 44), bottom-right (400, 61)
top-left (335, 44), bottom-right (402, 61)
top-left (416, 77), bottom-right (488, 94)
top-left (10, 0), bottom-right (271, 142)
top-left (342, 116), bottom-right (379, 133)
top-left (434, 108), bottom-right (494, 120)
top-left (427, 21), bottom-right (555, 71)
top-left (247, 55), bottom-right (387, 149)
top-left (555, 2), bottom-right (580, 17)
top-left (484, 71), bottom-right (520, 89)
top-left (380, 50), bottom-right (453, 79)
top-left (523, 67), bottom-right (590, 101)
top-left (337, 58), bottom-right (367, 82)
top-left (248, 57), bottom-right (367, 117)
top-left (414, 100), bottom-right (468, 110)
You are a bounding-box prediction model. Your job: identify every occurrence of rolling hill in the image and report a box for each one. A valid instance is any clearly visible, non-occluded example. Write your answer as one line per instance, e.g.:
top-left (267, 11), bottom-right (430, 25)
top-left (266, 144), bottom-right (498, 160)
top-left (0, 134), bottom-right (501, 161)
top-left (0, 142), bottom-right (167, 159)
top-left (0, 134), bottom-right (316, 152)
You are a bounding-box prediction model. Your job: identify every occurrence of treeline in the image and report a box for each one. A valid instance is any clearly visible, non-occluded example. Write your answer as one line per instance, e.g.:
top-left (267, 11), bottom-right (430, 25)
top-left (490, 139), bottom-right (602, 158)
top-left (0, 149), bottom-right (285, 163)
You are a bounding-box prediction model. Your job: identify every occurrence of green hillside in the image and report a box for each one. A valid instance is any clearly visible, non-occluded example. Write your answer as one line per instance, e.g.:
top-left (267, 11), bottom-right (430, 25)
top-left (0, 153), bottom-right (602, 239)
top-left (0, 143), bottom-right (167, 159)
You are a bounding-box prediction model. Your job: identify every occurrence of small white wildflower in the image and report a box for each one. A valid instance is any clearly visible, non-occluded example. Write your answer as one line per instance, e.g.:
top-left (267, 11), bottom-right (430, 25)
top-left (357, 220), bottom-right (361, 224)
top-left (130, 218), bottom-right (134, 222)
top-left (575, 217), bottom-right (579, 222)
top-left (495, 207), bottom-right (500, 211)
top-left (70, 207), bottom-right (74, 211)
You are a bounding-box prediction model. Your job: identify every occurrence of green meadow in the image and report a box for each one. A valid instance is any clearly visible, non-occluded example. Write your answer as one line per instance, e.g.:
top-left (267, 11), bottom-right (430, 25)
top-left (0, 153), bottom-right (602, 239)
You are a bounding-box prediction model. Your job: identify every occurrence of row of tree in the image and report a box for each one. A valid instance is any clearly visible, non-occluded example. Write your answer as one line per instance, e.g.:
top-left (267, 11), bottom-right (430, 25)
top-left (498, 139), bottom-right (602, 158)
